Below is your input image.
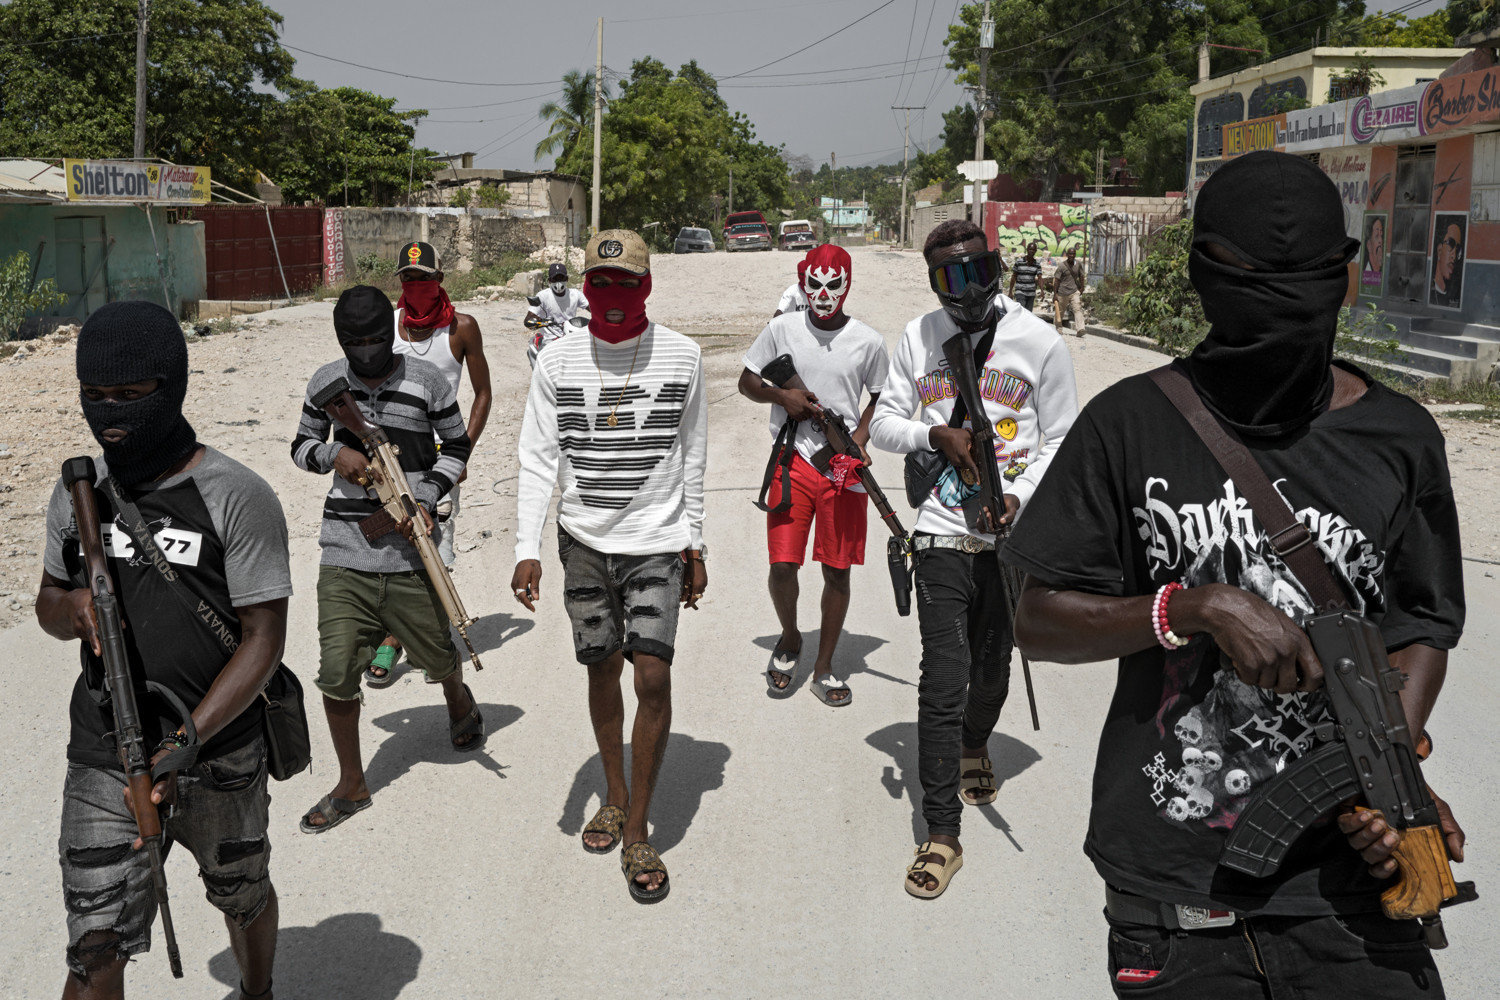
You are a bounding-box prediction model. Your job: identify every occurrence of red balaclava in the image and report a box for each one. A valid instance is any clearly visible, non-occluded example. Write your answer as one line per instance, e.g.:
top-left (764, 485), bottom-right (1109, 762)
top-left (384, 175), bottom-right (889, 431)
top-left (801, 244), bottom-right (852, 319)
top-left (584, 268), bottom-right (652, 344)
top-left (397, 279), bottom-right (455, 331)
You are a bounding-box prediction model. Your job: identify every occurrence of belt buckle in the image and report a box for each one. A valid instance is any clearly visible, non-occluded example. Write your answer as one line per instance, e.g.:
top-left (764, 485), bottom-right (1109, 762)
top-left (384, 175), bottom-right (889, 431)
top-left (959, 535), bottom-right (983, 554)
top-left (1175, 905), bottom-right (1236, 930)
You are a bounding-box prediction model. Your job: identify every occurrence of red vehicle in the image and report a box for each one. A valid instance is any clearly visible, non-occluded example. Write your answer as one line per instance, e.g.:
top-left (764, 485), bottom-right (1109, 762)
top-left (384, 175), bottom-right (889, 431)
top-left (724, 210), bottom-right (771, 251)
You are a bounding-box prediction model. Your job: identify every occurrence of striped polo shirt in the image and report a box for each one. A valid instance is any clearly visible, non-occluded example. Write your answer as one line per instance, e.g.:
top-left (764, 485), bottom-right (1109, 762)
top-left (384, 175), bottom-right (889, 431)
top-left (292, 356), bottom-right (470, 573)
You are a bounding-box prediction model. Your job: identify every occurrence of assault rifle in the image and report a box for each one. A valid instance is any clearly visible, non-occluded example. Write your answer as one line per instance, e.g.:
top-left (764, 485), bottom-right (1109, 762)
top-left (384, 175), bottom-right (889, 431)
top-left (312, 377), bottom-right (483, 671)
top-left (1220, 610), bottom-right (1477, 947)
top-left (63, 456), bottom-right (186, 978)
top-left (757, 353), bottom-right (913, 616)
top-left (940, 330), bottom-right (1041, 731)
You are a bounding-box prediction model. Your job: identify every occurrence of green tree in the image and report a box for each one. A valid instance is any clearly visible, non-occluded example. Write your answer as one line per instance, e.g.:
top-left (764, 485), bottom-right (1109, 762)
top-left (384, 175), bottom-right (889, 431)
top-left (0, 251), bottom-right (67, 342)
top-left (1122, 218), bottom-right (1207, 354)
top-left (268, 86), bottom-right (432, 206)
top-left (1448, 0), bottom-right (1498, 37)
top-left (535, 69), bottom-right (609, 163)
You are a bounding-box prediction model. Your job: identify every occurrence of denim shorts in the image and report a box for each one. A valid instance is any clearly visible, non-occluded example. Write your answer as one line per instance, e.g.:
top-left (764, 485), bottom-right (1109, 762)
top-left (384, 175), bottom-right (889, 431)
top-left (558, 526), bottom-right (683, 665)
top-left (57, 738), bottom-right (272, 976)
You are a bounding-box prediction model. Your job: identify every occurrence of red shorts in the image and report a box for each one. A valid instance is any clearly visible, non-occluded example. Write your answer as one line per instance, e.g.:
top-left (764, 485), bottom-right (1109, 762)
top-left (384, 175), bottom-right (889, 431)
top-left (766, 452), bottom-right (869, 569)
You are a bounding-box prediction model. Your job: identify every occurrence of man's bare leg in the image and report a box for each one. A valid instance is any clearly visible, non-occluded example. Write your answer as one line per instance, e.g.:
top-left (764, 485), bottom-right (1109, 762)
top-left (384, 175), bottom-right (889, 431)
top-left (582, 652), bottom-right (628, 850)
top-left (228, 885), bottom-right (278, 998)
top-left (437, 667), bottom-right (479, 748)
top-left (61, 932), bottom-right (125, 1000)
top-left (304, 695), bottom-right (368, 827)
top-left (768, 561), bottom-right (801, 689)
top-left (811, 565), bottom-right (851, 702)
top-left (623, 653), bottom-right (672, 891)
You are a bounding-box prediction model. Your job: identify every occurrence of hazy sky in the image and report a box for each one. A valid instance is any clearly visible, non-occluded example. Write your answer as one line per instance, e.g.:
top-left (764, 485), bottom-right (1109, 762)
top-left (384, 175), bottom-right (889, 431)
top-left (275, 0), bottom-right (970, 173)
top-left (274, 0), bottom-right (1455, 175)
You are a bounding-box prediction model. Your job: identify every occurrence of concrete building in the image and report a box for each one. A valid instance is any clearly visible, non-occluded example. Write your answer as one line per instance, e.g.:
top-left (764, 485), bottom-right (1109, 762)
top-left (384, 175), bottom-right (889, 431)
top-left (417, 163), bottom-right (585, 245)
top-left (0, 158), bottom-right (207, 323)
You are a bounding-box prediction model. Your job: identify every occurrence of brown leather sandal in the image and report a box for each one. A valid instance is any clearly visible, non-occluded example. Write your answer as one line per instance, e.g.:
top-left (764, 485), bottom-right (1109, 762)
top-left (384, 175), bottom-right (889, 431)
top-left (581, 804), bottom-right (626, 855)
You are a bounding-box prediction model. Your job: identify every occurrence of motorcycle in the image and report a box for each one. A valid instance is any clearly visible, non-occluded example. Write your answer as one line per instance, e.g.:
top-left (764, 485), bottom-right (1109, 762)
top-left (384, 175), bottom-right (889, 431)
top-left (524, 297), bottom-right (589, 369)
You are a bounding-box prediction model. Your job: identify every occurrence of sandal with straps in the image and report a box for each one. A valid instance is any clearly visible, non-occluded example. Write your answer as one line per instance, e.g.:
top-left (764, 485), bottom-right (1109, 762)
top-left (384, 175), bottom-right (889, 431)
top-left (582, 804), bottom-right (627, 855)
top-left (621, 841), bottom-right (670, 903)
top-left (449, 683), bottom-right (485, 753)
top-left (905, 841), bottom-right (963, 899)
top-left (959, 756), bottom-right (997, 806)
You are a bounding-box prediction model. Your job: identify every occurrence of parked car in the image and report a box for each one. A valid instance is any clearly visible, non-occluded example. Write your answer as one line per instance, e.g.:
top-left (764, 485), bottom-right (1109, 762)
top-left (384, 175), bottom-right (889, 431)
top-left (725, 222), bottom-right (772, 252)
top-left (724, 210), bottom-right (767, 234)
top-left (778, 220), bottom-right (816, 251)
top-left (673, 227), bottom-right (716, 253)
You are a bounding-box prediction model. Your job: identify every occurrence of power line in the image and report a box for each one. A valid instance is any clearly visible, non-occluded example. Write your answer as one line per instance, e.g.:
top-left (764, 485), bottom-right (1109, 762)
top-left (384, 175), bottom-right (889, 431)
top-left (738, 52), bottom-right (945, 80)
top-left (0, 30), bottom-right (134, 53)
top-left (609, 0), bottom-right (863, 22)
top-left (282, 42), bottom-right (555, 87)
top-left (400, 89), bottom-right (562, 113)
top-left (721, 0), bottom-right (900, 80)
top-left (892, 0), bottom-right (923, 105)
top-left (899, 0), bottom-right (943, 106)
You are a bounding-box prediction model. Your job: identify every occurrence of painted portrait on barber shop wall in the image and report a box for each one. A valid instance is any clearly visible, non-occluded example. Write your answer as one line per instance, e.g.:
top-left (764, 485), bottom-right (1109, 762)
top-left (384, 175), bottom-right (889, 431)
top-left (1429, 213), bottom-right (1466, 310)
top-left (1360, 213), bottom-right (1387, 295)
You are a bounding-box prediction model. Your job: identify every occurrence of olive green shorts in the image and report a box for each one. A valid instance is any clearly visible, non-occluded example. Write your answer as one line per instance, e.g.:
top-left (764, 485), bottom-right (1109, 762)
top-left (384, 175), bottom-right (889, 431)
top-left (315, 565), bottom-right (459, 700)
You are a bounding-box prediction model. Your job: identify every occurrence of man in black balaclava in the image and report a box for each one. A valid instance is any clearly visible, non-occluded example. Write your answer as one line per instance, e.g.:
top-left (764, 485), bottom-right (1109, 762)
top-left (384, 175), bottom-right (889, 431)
top-left (1004, 150), bottom-right (1468, 995)
top-left (39, 299), bottom-right (292, 996)
top-left (75, 300), bottom-right (198, 485)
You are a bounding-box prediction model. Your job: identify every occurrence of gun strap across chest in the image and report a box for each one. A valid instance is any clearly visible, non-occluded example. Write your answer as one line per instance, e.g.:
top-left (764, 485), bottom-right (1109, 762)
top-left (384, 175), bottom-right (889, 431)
top-left (1148, 365), bottom-right (1349, 613)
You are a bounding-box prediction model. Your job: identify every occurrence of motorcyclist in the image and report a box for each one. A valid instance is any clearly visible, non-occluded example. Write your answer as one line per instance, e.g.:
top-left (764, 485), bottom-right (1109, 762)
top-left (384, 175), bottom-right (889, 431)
top-left (525, 262), bottom-right (587, 366)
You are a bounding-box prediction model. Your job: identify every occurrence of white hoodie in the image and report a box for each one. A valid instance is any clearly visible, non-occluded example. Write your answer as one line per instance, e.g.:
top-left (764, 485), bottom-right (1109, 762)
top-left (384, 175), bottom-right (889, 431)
top-left (870, 294), bottom-right (1078, 540)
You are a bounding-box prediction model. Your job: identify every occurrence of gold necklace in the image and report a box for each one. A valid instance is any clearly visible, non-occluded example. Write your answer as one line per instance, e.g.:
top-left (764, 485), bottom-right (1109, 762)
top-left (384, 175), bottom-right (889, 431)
top-left (591, 331), bottom-right (645, 428)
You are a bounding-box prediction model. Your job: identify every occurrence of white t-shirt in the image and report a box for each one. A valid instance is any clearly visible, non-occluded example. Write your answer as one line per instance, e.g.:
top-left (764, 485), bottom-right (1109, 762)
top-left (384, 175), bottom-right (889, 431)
top-left (870, 295), bottom-right (1079, 539)
top-left (776, 283), bottom-right (809, 314)
top-left (743, 313), bottom-right (888, 491)
top-left (533, 287), bottom-right (587, 345)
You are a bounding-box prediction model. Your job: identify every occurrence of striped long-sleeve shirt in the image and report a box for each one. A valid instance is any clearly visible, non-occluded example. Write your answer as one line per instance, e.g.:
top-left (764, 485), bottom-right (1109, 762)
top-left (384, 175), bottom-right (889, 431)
top-left (292, 356), bottom-right (470, 573)
top-left (515, 322), bottom-right (707, 563)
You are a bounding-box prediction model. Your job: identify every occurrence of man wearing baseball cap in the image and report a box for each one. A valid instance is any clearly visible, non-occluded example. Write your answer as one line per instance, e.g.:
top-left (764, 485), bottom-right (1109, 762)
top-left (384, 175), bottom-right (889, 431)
top-left (524, 262), bottom-right (587, 366)
top-left (511, 229), bottom-right (708, 903)
top-left (363, 241), bottom-right (493, 687)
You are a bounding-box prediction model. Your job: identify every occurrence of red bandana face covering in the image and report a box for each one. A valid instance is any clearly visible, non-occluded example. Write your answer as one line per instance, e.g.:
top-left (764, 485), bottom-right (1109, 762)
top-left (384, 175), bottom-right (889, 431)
top-left (397, 280), bottom-right (455, 331)
top-left (801, 245), bottom-right (852, 319)
top-left (584, 270), bottom-right (652, 344)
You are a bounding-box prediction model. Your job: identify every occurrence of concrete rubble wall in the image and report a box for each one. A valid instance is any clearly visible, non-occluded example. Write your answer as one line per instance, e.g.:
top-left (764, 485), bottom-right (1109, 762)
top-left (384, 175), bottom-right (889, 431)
top-left (337, 208), bottom-right (555, 273)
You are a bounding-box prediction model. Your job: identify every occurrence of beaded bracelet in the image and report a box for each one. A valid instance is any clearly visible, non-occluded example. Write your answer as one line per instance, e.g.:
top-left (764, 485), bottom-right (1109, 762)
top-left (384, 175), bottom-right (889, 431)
top-left (1152, 582), bottom-right (1191, 650)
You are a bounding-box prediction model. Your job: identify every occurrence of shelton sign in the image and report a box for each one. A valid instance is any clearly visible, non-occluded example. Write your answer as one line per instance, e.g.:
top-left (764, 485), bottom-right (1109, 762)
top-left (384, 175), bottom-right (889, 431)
top-left (63, 160), bottom-right (211, 204)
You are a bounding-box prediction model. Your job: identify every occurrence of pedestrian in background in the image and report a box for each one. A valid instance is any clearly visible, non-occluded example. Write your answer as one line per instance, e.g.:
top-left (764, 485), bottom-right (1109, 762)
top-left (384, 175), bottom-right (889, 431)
top-left (1008, 241), bottom-right (1044, 312)
top-left (1051, 245), bottom-right (1088, 336)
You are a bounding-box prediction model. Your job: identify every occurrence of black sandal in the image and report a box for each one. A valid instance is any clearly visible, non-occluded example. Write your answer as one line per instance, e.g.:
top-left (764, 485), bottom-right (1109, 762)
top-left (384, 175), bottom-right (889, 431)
top-left (298, 794), bottom-right (372, 834)
top-left (450, 683), bottom-right (485, 753)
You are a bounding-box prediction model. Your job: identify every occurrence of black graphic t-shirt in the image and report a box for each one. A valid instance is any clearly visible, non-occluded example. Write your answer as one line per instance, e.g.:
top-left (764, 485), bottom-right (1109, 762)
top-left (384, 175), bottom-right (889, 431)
top-left (1005, 362), bottom-right (1464, 915)
top-left (45, 448), bottom-right (293, 769)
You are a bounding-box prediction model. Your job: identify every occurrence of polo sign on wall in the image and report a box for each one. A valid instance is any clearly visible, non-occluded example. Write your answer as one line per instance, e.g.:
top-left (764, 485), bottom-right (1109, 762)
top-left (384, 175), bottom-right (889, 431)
top-left (63, 160), bottom-right (211, 204)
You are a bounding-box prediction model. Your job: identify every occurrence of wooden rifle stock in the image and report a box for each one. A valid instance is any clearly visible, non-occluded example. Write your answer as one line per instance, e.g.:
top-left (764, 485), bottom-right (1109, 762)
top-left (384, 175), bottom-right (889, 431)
top-left (311, 378), bottom-right (484, 671)
top-left (938, 332), bottom-right (1040, 731)
top-left (62, 456), bottom-right (184, 979)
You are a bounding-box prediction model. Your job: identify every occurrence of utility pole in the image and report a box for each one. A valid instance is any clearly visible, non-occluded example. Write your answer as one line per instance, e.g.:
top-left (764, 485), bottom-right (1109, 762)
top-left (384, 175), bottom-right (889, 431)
top-left (133, 0), bottom-right (149, 159)
top-left (831, 151), bottom-right (839, 246)
top-left (893, 104), bottom-right (924, 248)
top-left (972, 1), bottom-right (993, 225)
top-left (1095, 145), bottom-right (1106, 197)
top-left (728, 163), bottom-right (734, 214)
top-left (591, 17), bottom-right (604, 236)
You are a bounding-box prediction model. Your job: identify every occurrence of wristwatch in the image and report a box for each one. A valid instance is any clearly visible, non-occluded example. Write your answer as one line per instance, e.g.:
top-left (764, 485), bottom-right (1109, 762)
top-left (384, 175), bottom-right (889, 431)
top-left (684, 544), bottom-right (707, 562)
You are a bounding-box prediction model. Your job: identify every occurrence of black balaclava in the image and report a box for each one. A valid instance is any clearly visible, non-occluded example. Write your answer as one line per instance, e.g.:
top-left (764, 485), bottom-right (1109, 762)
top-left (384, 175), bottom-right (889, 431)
top-left (334, 285), bottom-right (397, 379)
top-left (75, 300), bottom-right (197, 486)
top-left (1187, 150), bottom-right (1359, 438)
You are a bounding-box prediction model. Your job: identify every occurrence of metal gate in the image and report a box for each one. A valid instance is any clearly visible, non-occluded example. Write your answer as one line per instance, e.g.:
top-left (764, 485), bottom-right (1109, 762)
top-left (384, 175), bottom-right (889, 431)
top-left (1387, 146), bottom-right (1436, 304)
top-left (196, 205), bottom-right (324, 300)
top-left (1088, 212), bottom-right (1171, 278)
top-left (54, 216), bottom-right (111, 316)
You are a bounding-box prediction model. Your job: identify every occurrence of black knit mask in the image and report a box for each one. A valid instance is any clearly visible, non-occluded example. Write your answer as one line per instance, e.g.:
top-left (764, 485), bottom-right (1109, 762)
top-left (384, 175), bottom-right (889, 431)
top-left (75, 301), bottom-right (197, 486)
top-left (1187, 151), bottom-right (1359, 438)
top-left (334, 285), bottom-right (396, 379)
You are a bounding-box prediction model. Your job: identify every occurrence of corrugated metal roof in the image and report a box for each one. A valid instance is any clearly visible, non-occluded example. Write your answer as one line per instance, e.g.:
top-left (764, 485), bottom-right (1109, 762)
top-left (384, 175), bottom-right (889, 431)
top-left (0, 158), bottom-right (67, 199)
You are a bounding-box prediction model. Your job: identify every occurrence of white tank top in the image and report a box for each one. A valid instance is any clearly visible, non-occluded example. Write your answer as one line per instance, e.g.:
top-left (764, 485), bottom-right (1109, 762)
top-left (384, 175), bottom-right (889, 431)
top-left (393, 309), bottom-right (463, 395)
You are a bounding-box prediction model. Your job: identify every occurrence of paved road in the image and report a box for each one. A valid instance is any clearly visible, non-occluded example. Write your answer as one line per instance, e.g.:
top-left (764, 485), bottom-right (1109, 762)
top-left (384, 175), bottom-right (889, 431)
top-left (1, 247), bottom-right (1494, 998)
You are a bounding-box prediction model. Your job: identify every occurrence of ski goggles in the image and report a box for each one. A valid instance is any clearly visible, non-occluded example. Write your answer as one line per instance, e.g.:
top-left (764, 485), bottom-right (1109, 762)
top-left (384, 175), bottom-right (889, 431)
top-left (928, 250), bottom-right (1002, 299)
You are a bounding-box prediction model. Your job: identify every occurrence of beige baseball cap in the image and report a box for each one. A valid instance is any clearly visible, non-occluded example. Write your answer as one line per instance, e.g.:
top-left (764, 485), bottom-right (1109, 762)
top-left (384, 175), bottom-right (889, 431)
top-left (583, 229), bottom-right (651, 276)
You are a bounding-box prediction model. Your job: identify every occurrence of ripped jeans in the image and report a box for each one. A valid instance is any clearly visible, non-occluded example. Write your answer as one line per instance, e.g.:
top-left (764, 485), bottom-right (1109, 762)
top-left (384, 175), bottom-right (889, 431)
top-left (558, 526), bottom-right (683, 665)
top-left (57, 738), bottom-right (272, 976)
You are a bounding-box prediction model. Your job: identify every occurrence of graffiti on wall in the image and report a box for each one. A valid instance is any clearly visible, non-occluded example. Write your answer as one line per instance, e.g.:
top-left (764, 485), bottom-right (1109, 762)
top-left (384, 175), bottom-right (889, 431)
top-left (988, 202), bottom-right (1091, 259)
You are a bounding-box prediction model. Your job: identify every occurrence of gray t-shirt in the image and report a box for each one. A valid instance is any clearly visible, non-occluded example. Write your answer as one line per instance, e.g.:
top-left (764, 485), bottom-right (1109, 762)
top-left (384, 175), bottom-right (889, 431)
top-left (46, 446), bottom-right (293, 767)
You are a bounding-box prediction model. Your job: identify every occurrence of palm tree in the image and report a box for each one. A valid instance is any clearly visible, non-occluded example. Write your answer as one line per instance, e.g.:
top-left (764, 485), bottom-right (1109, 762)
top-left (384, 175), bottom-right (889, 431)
top-left (535, 70), bottom-right (608, 162)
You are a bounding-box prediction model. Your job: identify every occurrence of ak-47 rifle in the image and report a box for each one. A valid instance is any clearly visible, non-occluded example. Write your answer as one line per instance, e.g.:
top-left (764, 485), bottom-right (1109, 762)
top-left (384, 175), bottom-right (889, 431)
top-left (757, 353), bottom-right (913, 616)
top-left (1220, 610), bottom-right (1477, 947)
top-left (940, 329), bottom-right (1041, 731)
top-left (63, 456), bottom-right (186, 978)
top-left (311, 377), bottom-right (483, 671)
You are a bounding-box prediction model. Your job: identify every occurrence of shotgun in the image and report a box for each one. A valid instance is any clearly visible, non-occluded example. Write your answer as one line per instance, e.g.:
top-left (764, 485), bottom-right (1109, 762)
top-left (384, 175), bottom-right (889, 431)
top-left (311, 377), bottom-right (483, 671)
top-left (62, 456), bottom-right (185, 979)
top-left (940, 330), bottom-right (1041, 731)
top-left (757, 353), bottom-right (912, 616)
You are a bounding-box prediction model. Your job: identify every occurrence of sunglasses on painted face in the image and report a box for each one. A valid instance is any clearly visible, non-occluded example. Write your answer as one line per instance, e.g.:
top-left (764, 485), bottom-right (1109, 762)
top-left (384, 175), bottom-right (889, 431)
top-left (928, 250), bottom-right (1002, 299)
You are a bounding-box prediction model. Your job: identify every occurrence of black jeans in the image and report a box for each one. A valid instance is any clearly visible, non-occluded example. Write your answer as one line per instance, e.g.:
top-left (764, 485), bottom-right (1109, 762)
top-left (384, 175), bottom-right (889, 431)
top-left (1105, 909), bottom-right (1443, 998)
top-left (912, 540), bottom-right (1013, 838)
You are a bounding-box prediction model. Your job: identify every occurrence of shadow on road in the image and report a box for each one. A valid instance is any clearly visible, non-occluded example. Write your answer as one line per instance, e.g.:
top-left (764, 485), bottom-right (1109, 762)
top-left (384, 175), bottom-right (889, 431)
top-left (465, 610), bottom-right (534, 656)
top-left (558, 733), bottom-right (730, 854)
top-left (865, 721), bottom-right (1041, 846)
top-left (209, 912), bottom-right (420, 999)
top-left (363, 699), bottom-right (523, 794)
top-left (751, 630), bottom-right (911, 696)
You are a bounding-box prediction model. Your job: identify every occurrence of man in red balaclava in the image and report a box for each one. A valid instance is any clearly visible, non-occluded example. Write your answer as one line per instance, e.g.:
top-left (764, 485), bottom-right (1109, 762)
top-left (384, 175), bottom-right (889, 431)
top-left (510, 229), bottom-right (708, 904)
top-left (364, 241), bottom-right (493, 687)
top-left (739, 244), bottom-right (889, 706)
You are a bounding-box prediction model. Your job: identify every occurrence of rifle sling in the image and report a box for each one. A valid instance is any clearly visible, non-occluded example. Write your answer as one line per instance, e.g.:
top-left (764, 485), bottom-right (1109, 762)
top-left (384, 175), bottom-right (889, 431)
top-left (753, 417), bottom-right (797, 513)
top-left (1148, 366), bottom-right (1349, 612)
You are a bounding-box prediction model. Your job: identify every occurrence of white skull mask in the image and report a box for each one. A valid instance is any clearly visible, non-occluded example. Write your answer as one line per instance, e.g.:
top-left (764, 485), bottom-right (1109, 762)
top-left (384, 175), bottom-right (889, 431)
top-left (1224, 769), bottom-right (1253, 796)
top-left (803, 264), bottom-right (849, 318)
